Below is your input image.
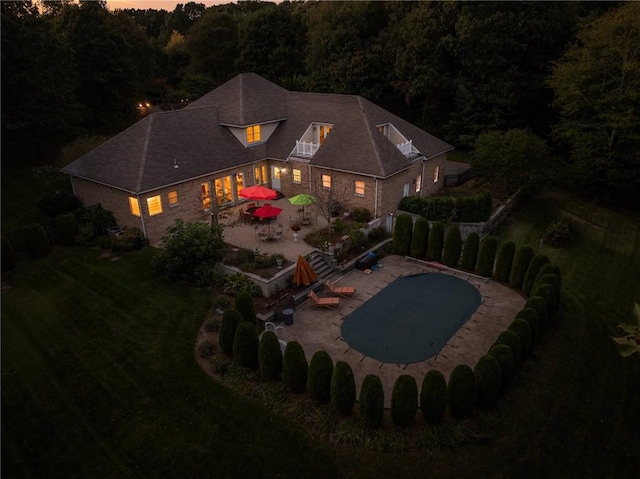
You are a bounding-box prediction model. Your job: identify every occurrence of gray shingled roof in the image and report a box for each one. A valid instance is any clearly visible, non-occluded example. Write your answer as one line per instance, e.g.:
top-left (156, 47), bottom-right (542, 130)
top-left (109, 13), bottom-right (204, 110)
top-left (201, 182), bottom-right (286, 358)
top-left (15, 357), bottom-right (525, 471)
top-left (62, 73), bottom-right (452, 193)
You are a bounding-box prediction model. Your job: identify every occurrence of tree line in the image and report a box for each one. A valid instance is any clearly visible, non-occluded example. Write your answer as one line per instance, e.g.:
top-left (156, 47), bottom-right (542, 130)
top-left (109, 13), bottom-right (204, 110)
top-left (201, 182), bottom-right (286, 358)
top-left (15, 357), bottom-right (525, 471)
top-left (2, 0), bottom-right (637, 204)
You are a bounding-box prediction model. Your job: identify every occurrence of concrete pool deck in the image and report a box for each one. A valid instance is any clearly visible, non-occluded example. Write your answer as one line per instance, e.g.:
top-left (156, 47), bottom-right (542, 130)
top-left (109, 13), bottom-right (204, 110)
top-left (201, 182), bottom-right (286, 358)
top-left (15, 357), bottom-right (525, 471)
top-left (272, 255), bottom-right (525, 407)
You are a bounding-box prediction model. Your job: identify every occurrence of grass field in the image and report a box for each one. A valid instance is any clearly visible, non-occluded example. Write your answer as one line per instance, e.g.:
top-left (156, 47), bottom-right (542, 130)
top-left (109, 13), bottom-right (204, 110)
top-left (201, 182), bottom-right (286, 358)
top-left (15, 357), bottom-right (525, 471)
top-left (2, 168), bottom-right (639, 478)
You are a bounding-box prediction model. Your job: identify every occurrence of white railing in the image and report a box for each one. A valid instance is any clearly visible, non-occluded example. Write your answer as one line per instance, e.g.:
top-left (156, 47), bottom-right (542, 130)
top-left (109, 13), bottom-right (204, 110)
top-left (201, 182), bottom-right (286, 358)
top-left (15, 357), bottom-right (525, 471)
top-left (295, 140), bottom-right (320, 157)
top-left (397, 139), bottom-right (419, 157)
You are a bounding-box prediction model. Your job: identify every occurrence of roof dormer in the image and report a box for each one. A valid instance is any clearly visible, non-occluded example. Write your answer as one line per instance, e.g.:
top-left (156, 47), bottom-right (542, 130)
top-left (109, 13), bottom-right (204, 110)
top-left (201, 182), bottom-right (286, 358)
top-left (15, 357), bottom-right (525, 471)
top-left (289, 122), bottom-right (334, 159)
top-left (378, 122), bottom-right (421, 159)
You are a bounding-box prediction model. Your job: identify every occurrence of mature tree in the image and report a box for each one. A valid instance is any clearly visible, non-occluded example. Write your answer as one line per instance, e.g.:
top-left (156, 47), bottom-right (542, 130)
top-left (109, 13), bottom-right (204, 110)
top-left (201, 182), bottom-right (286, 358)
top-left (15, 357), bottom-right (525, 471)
top-left (548, 2), bottom-right (640, 203)
top-left (472, 129), bottom-right (550, 193)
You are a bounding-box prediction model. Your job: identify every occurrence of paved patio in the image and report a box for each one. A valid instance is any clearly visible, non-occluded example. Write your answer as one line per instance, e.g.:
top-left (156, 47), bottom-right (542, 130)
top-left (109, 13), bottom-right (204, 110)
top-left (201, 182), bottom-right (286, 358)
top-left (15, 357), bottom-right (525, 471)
top-left (268, 255), bottom-right (525, 408)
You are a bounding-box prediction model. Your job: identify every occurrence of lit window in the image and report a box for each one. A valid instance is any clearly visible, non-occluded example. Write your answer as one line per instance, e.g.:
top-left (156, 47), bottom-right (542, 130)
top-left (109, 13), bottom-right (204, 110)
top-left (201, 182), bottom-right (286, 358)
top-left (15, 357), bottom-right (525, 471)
top-left (433, 166), bottom-right (440, 183)
top-left (319, 125), bottom-right (332, 144)
top-left (246, 125), bottom-right (261, 144)
top-left (129, 197), bottom-right (140, 217)
top-left (147, 195), bottom-right (163, 216)
top-left (416, 175), bottom-right (422, 193)
top-left (235, 172), bottom-right (244, 196)
top-left (321, 174), bottom-right (331, 189)
top-left (354, 180), bottom-right (365, 196)
top-left (168, 190), bottom-right (179, 205)
top-left (201, 182), bottom-right (211, 210)
top-left (292, 169), bottom-right (302, 184)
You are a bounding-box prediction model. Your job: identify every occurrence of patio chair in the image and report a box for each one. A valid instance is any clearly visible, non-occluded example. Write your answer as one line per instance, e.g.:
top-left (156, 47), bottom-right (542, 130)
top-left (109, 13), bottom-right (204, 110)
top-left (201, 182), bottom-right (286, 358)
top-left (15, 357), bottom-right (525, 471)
top-left (308, 290), bottom-right (340, 309)
top-left (325, 280), bottom-right (356, 298)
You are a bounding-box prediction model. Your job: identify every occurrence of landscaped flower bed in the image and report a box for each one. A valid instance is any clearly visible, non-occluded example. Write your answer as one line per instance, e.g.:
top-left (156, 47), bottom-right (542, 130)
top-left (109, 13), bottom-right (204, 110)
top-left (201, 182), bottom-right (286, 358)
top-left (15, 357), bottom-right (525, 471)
top-left (222, 244), bottom-right (291, 279)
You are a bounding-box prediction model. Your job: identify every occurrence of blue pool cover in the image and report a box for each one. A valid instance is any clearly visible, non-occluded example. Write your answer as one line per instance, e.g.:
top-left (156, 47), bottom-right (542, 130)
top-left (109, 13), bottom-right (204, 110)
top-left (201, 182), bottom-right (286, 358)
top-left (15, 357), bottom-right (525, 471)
top-left (341, 273), bottom-right (481, 364)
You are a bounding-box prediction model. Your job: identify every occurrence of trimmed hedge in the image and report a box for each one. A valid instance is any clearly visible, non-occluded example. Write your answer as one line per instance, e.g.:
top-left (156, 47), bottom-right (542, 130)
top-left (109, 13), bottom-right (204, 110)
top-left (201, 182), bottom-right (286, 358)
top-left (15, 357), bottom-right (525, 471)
top-left (476, 235), bottom-right (498, 277)
top-left (1, 236), bottom-right (17, 272)
top-left (359, 374), bottom-right (384, 429)
top-left (534, 263), bottom-right (562, 293)
top-left (495, 330), bottom-right (523, 367)
top-left (22, 224), bottom-right (50, 259)
top-left (393, 213), bottom-right (413, 255)
top-left (537, 273), bottom-right (561, 304)
top-left (448, 364), bottom-right (477, 418)
top-left (426, 221), bottom-right (445, 262)
top-left (55, 213), bottom-right (79, 246)
top-left (234, 291), bottom-right (257, 325)
top-left (391, 375), bottom-right (418, 427)
top-left (475, 355), bottom-right (502, 409)
top-left (531, 283), bottom-right (557, 321)
top-left (258, 331), bottom-right (283, 380)
top-left (494, 241), bottom-right (516, 282)
top-left (525, 297), bottom-right (549, 335)
top-left (460, 232), bottom-right (479, 271)
top-left (219, 309), bottom-right (242, 355)
top-left (307, 350), bottom-right (334, 403)
top-left (330, 361), bottom-right (356, 416)
top-left (509, 246), bottom-right (534, 290)
top-left (409, 217), bottom-right (429, 258)
top-left (516, 307), bottom-right (540, 347)
top-left (442, 225), bottom-right (462, 267)
top-left (420, 370), bottom-right (447, 424)
top-left (522, 254), bottom-right (550, 297)
top-left (232, 322), bottom-right (259, 370)
top-left (509, 318), bottom-right (532, 358)
top-left (283, 341), bottom-right (308, 394)
top-left (488, 344), bottom-right (516, 391)
top-left (399, 191), bottom-right (492, 222)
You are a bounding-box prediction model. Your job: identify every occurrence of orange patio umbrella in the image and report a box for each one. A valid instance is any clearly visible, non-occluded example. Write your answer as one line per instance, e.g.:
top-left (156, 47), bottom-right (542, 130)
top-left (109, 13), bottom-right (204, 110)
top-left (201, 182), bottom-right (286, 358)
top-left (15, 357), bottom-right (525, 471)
top-left (294, 255), bottom-right (317, 287)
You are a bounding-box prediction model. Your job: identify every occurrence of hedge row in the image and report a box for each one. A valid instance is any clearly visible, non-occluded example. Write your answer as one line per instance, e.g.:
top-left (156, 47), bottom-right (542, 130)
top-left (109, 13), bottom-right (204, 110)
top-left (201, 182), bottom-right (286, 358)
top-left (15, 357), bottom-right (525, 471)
top-left (399, 191), bottom-right (492, 222)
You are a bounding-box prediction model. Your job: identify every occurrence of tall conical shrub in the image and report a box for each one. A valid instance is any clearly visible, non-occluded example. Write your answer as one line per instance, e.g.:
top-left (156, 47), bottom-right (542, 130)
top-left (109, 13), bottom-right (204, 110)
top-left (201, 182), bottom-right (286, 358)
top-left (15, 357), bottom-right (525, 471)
top-left (426, 221), bottom-right (445, 262)
top-left (509, 246), bottom-right (534, 290)
top-left (307, 350), bottom-right (333, 403)
top-left (509, 318), bottom-right (532, 358)
top-left (494, 241), bottom-right (516, 282)
top-left (516, 307), bottom-right (540, 347)
top-left (488, 344), bottom-right (516, 391)
top-left (448, 364), bottom-right (477, 418)
top-left (234, 291), bottom-right (257, 325)
top-left (475, 355), bottom-right (502, 409)
top-left (392, 213), bottom-right (413, 255)
top-left (283, 341), bottom-right (308, 393)
top-left (533, 263), bottom-right (562, 293)
top-left (476, 235), bottom-right (498, 277)
top-left (391, 375), bottom-right (418, 427)
top-left (359, 374), bottom-right (384, 429)
top-left (442, 225), bottom-right (462, 267)
top-left (219, 309), bottom-right (242, 355)
top-left (420, 370), bottom-right (447, 424)
top-left (522, 254), bottom-right (550, 297)
top-left (525, 297), bottom-right (548, 335)
top-left (258, 331), bottom-right (283, 380)
top-left (409, 217), bottom-right (429, 258)
top-left (233, 322), bottom-right (259, 370)
top-left (495, 330), bottom-right (522, 367)
top-left (330, 361), bottom-right (356, 416)
top-left (460, 232), bottom-right (479, 271)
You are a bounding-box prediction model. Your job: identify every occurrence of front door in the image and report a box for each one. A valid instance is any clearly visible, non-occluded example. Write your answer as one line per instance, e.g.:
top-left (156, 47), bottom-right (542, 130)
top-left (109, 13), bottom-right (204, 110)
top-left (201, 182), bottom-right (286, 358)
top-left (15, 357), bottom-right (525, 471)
top-left (272, 166), bottom-right (282, 190)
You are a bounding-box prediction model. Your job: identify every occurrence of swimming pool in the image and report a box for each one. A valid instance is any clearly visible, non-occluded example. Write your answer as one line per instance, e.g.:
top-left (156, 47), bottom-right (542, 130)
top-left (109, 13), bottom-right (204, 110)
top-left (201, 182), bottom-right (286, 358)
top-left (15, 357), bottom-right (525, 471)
top-left (340, 273), bottom-right (481, 364)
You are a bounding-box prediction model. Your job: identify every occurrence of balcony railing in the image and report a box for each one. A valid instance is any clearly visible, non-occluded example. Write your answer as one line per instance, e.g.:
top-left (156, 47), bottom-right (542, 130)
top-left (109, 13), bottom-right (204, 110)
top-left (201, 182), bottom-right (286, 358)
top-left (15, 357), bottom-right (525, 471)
top-left (397, 139), bottom-right (420, 158)
top-left (294, 140), bottom-right (320, 157)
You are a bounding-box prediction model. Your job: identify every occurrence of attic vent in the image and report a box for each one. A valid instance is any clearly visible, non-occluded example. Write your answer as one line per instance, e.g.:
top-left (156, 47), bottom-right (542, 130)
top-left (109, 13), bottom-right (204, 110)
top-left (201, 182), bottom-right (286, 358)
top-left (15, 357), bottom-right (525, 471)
top-left (173, 159), bottom-right (179, 169)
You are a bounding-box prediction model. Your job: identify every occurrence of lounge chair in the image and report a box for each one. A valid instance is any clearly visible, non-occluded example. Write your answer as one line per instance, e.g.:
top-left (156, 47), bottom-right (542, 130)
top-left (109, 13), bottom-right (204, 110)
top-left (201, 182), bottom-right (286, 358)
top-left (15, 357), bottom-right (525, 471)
top-left (308, 290), bottom-right (340, 309)
top-left (325, 280), bottom-right (356, 298)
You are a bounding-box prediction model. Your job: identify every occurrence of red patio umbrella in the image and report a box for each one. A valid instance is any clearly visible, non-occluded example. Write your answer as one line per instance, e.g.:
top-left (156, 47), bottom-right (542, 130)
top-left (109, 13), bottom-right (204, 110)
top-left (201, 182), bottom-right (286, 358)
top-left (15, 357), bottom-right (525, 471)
top-left (239, 185), bottom-right (278, 201)
top-left (252, 204), bottom-right (283, 235)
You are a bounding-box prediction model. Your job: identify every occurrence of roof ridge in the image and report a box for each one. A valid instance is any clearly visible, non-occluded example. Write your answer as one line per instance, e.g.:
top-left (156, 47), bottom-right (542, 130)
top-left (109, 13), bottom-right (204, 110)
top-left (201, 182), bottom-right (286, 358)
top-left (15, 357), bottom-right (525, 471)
top-left (239, 74), bottom-right (245, 125)
top-left (136, 114), bottom-right (154, 192)
top-left (358, 96), bottom-right (385, 175)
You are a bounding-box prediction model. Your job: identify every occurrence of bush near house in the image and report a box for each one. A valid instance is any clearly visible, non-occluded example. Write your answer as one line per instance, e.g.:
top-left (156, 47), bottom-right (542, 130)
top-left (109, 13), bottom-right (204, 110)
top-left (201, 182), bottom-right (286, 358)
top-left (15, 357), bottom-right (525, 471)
top-left (516, 307), bottom-right (540, 347)
top-left (476, 235), bottom-right (498, 277)
top-left (232, 322), bottom-right (259, 370)
top-left (359, 374), bottom-right (384, 429)
top-left (399, 191), bottom-right (492, 222)
top-left (283, 341), bottom-right (308, 394)
top-left (22, 223), bottom-right (50, 259)
top-left (460, 232), bottom-right (479, 271)
top-left (522, 254), bottom-right (550, 297)
top-left (494, 241), bottom-right (516, 282)
top-left (330, 361), bottom-right (356, 416)
top-left (258, 331), bottom-right (283, 381)
top-left (509, 318), bottom-right (533, 358)
top-left (1, 235), bottom-right (18, 271)
top-left (420, 370), bottom-right (447, 424)
top-left (495, 329), bottom-right (523, 367)
top-left (76, 204), bottom-right (117, 240)
top-left (542, 220), bottom-right (573, 247)
top-left (391, 375), bottom-right (419, 427)
top-left (219, 309), bottom-right (242, 355)
top-left (307, 350), bottom-right (334, 404)
top-left (409, 217), bottom-right (429, 258)
top-left (426, 221), bottom-right (445, 262)
top-left (37, 190), bottom-right (81, 218)
top-left (55, 213), bottom-right (79, 246)
top-left (442, 225), bottom-right (462, 267)
top-left (488, 344), bottom-right (516, 391)
top-left (509, 246), bottom-right (534, 290)
top-left (475, 355), bottom-right (502, 409)
top-left (448, 364), bottom-right (477, 419)
top-left (234, 291), bottom-right (257, 325)
top-left (392, 213), bottom-right (413, 255)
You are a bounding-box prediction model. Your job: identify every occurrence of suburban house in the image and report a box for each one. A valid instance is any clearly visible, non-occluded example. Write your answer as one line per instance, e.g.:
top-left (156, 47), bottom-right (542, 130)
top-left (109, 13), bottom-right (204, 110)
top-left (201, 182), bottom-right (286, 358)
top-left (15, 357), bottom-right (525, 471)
top-left (62, 73), bottom-right (453, 243)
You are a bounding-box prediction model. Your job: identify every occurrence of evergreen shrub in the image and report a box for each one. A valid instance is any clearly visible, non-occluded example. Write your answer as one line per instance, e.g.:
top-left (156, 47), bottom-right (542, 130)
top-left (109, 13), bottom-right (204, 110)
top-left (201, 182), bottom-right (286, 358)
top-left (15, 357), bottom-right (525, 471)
top-left (283, 341), bottom-right (308, 394)
top-left (537, 273), bottom-right (561, 303)
top-left (37, 190), bottom-right (81, 218)
top-left (22, 224), bottom-right (50, 259)
top-left (330, 361), bottom-right (356, 416)
top-left (476, 235), bottom-right (498, 277)
top-left (460, 232), bottom-right (479, 271)
top-left (495, 329), bottom-right (523, 367)
top-left (525, 297), bottom-right (548, 335)
top-left (442, 225), bottom-right (462, 267)
top-left (1, 236), bottom-right (18, 271)
top-left (307, 350), bottom-right (334, 403)
top-left (509, 246), bottom-right (534, 290)
top-left (516, 307), bottom-right (540, 347)
top-left (409, 217), bottom-right (429, 258)
top-left (494, 241), bottom-right (516, 282)
top-left (55, 213), bottom-right (79, 245)
top-left (522, 254), bottom-right (550, 297)
top-left (488, 344), bottom-right (516, 391)
top-left (448, 364), bottom-right (477, 418)
top-left (392, 213), bottom-right (413, 255)
top-left (509, 318), bottom-right (532, 358)
top-left (426, 221), bottom-right (445, 262)
top-left (534, 264), bottom-right (562, 292)
top-left (475, 355), bottom-right (502, 409)
top-left (234, 291), bottom-right (257, 325)
top-left (391, 375), bottom-right (418, 427)
top-left (258, 331), bottom-right (283, 380)
top-left (232, 322), bottom-right (259, 370)
top-left (359, 374), bottom-right (384, 429)
top-left (219, 309), bottom-right (242, 355)
top-left (420, 370), bottom-right (447, 424)
top-left (532, 283), bottom-right (557, 320)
